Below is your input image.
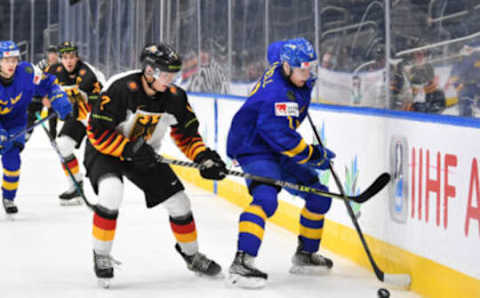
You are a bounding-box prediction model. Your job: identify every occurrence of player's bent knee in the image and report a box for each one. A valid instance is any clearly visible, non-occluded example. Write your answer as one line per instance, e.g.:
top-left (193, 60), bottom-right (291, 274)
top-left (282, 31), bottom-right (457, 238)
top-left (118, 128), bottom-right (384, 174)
top-left (252, 184), bottom-right (279, 217)
top-left (97, 175), bottom-right (123, 211)
top-left (305, 183), bottom-right (332, 214)
top-left (56, 135), bottom-right (77, 157)
top-left (163, 191), bottom-right (192, 218)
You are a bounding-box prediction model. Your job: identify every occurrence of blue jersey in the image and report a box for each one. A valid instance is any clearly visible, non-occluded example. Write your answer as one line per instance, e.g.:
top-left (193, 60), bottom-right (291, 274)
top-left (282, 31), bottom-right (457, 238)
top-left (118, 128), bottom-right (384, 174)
top-left (227, 62), bottom-right (316, 164)
top-left (450, 52), bottom-right (480, 88)
top-left (0, 61), bottom-right (60, 130)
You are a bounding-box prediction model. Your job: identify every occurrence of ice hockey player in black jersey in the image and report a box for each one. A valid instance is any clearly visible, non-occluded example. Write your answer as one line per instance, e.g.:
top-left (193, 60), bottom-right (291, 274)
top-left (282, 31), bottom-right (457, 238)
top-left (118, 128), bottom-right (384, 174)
top-left (84, 43), bottom-right (226, 287)
top-left (46, 41), bottom-right (105, 206)
top-left (26, 45), bottom-right (60, 142)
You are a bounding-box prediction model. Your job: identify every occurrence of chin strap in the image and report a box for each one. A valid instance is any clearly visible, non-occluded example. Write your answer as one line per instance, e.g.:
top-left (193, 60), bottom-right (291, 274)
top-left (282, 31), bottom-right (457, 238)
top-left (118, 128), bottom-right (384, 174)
top-left (0, 73), bottom-right (14, 86)
top-left (280, 64), bottom-right (294, 85)
top-left (143, 74), bottom-right (155, 89)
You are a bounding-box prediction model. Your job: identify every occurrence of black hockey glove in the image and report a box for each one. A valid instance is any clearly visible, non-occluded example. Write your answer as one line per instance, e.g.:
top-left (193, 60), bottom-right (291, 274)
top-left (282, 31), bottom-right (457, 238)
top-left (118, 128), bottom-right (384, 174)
top-left (122, 140), bottom-right (158, 168)
top-left (194, 148), bottom-right (227, 180)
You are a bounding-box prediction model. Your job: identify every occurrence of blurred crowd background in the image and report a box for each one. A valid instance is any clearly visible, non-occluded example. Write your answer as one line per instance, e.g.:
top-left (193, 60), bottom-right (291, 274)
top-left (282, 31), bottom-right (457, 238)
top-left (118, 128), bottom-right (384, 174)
top-left (1, 0), bottom-right (480, 117)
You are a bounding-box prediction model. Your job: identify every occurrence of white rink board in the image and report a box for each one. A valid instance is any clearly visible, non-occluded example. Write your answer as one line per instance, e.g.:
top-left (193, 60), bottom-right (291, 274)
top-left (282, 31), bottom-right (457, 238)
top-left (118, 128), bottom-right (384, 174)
top-left (182, 93), bottom-right (480, 282)
top-left (309, 108), bottom-right (480, 280)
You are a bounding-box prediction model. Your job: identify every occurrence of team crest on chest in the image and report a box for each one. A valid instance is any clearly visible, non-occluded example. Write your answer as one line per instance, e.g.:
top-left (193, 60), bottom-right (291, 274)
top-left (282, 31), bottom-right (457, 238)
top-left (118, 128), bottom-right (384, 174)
top-left (128, 113), bottom-right (162, 141)
top-left (79, 69), bottom-right (87, 76)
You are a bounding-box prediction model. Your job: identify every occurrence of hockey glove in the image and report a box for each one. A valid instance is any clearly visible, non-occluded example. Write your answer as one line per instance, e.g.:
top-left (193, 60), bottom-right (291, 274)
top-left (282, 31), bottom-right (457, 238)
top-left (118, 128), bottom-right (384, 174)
top-left (122, 140), bottom-right (158, 168)
top-left (307, 145), bottom-right (336, 170)
top-left (50, 93), bottom-right (73, 120)
top-left (0, 128), bottom-right (12, 154)
top-left (194, 148), bottom-right (227, 180)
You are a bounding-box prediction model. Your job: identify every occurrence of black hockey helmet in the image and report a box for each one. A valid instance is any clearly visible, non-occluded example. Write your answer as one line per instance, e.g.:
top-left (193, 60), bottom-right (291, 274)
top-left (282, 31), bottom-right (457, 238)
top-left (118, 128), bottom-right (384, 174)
top-left (140, 43), bottom-right (182, 73)
top-left (58, 41), bottom-right (78, 56)
top-left (47, 45), bottom-right (57, 53)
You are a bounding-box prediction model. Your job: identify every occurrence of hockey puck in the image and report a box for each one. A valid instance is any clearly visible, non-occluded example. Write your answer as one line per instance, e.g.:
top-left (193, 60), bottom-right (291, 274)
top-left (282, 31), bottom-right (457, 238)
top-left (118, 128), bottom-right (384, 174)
top-left (377, 288), bottom-right (390, 298)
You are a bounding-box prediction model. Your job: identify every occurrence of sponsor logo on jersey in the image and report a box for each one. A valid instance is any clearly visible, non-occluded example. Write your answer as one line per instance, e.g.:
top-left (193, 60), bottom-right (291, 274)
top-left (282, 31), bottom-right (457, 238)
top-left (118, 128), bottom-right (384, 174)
top-left (274, 102), bottom-right (299, 117)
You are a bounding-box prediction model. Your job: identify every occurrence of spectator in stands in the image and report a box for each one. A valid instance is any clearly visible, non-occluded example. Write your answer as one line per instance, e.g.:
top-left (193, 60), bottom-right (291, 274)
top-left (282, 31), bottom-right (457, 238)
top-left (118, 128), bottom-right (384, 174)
top-left (445, 44), bottom-right (480, 117)
top-left (407, 47), bottom-right (446, 113)
top-left (320, 49), bottom-right (336, 70)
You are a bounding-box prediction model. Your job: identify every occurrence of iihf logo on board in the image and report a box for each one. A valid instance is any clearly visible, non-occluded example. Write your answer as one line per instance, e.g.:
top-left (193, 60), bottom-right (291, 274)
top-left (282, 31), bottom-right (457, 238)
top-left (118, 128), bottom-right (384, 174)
top-left (389, 136), bottom-right (409, 223)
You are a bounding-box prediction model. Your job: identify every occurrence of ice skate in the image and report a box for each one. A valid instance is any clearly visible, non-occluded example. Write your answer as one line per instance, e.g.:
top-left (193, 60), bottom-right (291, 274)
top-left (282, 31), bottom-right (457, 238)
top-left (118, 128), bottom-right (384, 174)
top-left (3, 199), bottom-right (18, 220)
top-left (289, 238), bottom-right (333, 275)
top-left (93, 250), bottom-right (120, 288)
top-left (59, 181), bottom-right (83, 206)
top-left (227, 251), bottom-right (267, 289)
top-left (175, 243), bottom-right (222, 278)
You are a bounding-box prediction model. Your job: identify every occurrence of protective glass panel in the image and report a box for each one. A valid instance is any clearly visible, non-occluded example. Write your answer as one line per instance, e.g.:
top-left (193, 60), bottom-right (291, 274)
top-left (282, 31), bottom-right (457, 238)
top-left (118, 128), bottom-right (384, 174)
top-left (390, 0), bottom-right (480, 117)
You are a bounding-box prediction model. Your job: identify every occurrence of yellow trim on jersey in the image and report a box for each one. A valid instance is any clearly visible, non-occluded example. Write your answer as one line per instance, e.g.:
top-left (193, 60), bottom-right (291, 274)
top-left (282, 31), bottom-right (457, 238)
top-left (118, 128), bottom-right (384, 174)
top-left (3, 169), bottom-right (20, 176)
top-left (239, 221), bottom-right (264, 240)
top-left (298, 145), bottom-right (313, 164)
top-left (288, 116), bottom-right (295, 130)
top-left (111, 139), bottom-right (129, 157)
top-left (282, 139), bottom-right (307, 158)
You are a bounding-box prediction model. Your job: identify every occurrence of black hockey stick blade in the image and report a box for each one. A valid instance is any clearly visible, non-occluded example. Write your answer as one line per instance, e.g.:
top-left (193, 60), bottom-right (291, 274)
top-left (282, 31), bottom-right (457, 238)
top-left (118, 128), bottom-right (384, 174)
top-left (349, 172), bottom-right (391, 203)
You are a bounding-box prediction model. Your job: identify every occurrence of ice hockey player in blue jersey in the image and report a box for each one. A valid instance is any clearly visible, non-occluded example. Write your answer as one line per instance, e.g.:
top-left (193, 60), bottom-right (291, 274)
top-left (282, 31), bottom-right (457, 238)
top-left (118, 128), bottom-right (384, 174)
top-left (0, 40), bottom-right (72, 216)
top-left (226, 38), bottom-right (336, 289)
top-left (446, 43), bottom-right (480, 117)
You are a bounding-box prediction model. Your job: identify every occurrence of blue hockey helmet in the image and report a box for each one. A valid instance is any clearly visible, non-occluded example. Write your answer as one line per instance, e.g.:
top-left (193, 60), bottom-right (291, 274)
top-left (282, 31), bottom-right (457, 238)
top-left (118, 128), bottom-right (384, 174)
top-left (280, 38), bottom-right (317, 68)
top-left (0, 40), bottom-right (20, 59)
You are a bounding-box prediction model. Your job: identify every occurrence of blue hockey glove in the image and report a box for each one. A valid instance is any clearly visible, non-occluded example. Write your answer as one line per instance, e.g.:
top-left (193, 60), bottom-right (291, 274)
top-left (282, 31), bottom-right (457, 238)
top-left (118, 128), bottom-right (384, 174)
top-left (0, 128), bottom-right (13, 154)
top-left (307, 145), bottom-right (336, 170)
top-left (51, 94), bottom-right (73, 120)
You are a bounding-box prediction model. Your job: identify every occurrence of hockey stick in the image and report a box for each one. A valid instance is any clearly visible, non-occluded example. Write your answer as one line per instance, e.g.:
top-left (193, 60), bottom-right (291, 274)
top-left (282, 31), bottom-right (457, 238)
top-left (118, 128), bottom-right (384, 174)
top-left (6, 112), bottom-right (57, 143)
top-left (306, 113), bottom-right (411, 288)
top-left (35, 112), bottom-right (95, 211)
top-left (152, 154), bottom-right (389, 204)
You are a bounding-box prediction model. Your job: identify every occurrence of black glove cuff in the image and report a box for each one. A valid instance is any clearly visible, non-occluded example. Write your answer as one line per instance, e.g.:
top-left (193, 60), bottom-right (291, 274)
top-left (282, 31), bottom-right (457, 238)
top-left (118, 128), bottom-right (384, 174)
top-left (194, 148), bottom-right (220, 164)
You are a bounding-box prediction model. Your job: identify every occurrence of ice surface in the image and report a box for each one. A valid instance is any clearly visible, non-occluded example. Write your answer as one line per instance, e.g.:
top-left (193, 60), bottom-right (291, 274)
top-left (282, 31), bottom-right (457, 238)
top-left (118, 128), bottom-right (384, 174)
top-left (0, 130), bottom-right (419, 298)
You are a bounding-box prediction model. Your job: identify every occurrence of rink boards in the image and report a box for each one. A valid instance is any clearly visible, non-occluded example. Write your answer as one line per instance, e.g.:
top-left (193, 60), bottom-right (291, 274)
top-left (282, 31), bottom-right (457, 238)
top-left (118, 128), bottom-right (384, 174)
top-left (160, 93), bottom-right (480, 298)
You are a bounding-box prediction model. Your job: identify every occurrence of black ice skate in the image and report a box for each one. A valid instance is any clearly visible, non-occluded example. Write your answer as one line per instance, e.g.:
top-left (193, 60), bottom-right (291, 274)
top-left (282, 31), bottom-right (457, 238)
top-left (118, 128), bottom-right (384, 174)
top-left (2, 198), bottom-right (18, 216)
top-left (174, 243), bottom-right (222, 278)
top-left (58, 181), bottom-right (83, 206)
top-left (93, 250), bottom-right (120, 288)
top-left (227, 251), bottom-right (268, 289)
top-left (289, 237), bottom-right (333, 275)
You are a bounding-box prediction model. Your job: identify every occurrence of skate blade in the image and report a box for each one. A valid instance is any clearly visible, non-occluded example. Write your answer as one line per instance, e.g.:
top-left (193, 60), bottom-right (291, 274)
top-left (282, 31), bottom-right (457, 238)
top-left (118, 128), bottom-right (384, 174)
top-left (5, 214), bottom-right (15, 221)
top-left (194, 271), bottom-right (225, 280)
top-left (59, 198), bottom-right (83, 206)
top-left (226, 273), bottom-right (266, 289)
top-left (97, 278), bottom-right (112, 289)
top-left (289, 264), bottom-right (331, 275)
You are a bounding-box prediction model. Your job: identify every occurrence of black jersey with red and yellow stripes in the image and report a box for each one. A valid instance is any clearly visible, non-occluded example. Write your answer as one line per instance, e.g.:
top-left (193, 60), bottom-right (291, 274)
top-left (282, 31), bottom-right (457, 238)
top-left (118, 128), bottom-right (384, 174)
top-left (87, 70), bottom-right (207, 160)
top-left (46, 60), bottom-right (105, 121)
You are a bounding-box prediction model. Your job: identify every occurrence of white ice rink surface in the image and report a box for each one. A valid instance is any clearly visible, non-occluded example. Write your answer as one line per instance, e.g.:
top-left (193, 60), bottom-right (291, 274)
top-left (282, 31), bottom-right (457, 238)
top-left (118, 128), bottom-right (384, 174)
top-left (0, 130), bottom-right (420, 298)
